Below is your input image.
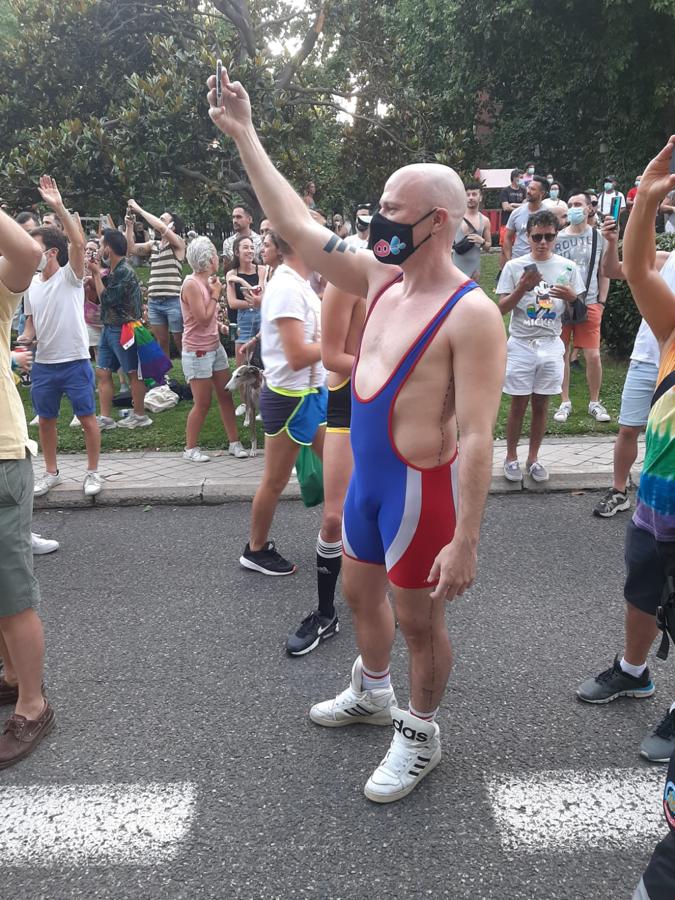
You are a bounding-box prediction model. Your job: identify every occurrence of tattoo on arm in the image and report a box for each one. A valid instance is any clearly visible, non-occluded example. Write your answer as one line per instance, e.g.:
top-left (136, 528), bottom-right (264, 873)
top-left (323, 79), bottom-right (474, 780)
top-left (323, 235), bottom-right (357, 255)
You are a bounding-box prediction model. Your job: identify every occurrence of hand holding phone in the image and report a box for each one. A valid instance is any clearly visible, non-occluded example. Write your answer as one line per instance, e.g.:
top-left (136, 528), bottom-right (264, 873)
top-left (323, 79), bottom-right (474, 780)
top-left (216, 59), bottom-right (223, 105)
top-left (610, 195), bottom-right (622, 225)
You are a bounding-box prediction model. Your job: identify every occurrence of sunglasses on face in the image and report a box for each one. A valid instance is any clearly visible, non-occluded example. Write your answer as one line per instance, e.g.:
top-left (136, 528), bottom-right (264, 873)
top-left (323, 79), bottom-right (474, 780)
top-left (591, 201), bottom-right (598, 206)
top-left (530, 233), bottom-right (557, 243)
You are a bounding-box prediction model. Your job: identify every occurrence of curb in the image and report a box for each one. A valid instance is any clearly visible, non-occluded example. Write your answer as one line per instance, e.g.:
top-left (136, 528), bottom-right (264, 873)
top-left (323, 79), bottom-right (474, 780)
top-left (32, 472), bottom-right (627, 510)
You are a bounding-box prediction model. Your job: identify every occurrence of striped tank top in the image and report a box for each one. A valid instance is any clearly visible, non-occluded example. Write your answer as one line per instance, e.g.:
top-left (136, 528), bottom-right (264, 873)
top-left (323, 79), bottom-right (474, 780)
top-left (634, 337), bottom-right (675, 541)
top-left (147, 242), bottom-right (183, 298)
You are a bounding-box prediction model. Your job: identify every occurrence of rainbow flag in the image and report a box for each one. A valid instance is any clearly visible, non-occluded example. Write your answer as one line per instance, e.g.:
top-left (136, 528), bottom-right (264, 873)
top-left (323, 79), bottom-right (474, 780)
top-left (120, 321), bottom-right (172, 387)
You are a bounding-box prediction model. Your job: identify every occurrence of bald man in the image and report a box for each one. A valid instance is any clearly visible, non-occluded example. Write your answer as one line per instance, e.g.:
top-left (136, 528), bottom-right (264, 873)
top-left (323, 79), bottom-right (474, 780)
top-left (208, 71), bottom-right (506, 803)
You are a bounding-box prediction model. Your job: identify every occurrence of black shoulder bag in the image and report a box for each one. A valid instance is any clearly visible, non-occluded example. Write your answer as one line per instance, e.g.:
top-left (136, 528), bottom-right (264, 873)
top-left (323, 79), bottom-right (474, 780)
top-left (453, 218), bottom-right (480, 255)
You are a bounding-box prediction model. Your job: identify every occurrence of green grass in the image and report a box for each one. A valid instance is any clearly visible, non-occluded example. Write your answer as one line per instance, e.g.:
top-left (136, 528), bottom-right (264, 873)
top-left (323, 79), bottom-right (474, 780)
top-left (19, 255), bottom-right (627, 452)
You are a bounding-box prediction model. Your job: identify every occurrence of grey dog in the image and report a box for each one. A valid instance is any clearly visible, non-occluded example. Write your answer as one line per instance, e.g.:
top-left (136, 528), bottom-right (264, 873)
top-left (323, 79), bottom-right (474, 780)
top-left (227, 364), bottom-right (265, 455)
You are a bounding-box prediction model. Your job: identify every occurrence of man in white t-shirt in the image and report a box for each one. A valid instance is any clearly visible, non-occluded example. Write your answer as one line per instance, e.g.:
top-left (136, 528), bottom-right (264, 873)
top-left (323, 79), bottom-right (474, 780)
top-left (22, 178), bottom-right (102, 498)
top-left (597, 176), bottom-right (627, 219)
top-left (553, 193), bottom-right (612, 424)
top-left (497, 209), bottom-right (585, 482)
top-left (344, 206), bottom-right (372, 250)
top-left (592, 234), bottom-right (675, 517)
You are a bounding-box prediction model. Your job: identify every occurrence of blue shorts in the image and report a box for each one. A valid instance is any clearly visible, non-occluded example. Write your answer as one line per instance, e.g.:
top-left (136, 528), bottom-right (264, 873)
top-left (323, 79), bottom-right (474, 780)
top-left (236, 308), bottom-right (261, 343)
top-left (31, 359), bottom-right (96, 419)
top-left (147, 296), bottom-right (183, 333)
top-left (618, 360), bottom-right (659, 427)
top-left (259, 385), bottom-right (327, 445)
top-left (97, 325), bottom-right (139, 374)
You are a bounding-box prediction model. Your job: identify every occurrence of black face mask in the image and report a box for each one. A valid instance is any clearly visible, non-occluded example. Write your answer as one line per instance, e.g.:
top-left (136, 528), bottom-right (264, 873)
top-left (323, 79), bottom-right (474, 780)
top-left (368, 209), bottom-right (436, 265)
top-left (356, 216), bottom-right (370, 233)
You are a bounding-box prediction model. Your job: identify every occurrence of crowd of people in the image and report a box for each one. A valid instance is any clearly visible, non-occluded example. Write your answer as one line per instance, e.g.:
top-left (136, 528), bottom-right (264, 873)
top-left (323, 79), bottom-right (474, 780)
top-left (1, 64), bottom-right (674, 897)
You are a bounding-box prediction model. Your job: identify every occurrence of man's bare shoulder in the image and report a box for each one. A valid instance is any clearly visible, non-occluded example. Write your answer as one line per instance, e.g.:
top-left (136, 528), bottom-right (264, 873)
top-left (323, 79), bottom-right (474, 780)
top-left (448, 286), bottom-right (505, 348)
top-left (453, 285), bottom-right (502, 320)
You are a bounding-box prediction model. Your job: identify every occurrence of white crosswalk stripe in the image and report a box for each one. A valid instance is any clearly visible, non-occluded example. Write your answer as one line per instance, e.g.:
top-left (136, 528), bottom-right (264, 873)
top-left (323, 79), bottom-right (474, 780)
top-left (0, 782), bottom-right (196, 865)
top-left (486, 768), bottom-right (666, 851)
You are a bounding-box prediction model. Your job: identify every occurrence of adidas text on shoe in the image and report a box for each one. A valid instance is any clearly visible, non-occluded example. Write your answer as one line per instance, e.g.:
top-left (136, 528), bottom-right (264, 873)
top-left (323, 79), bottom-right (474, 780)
top-left (593, 488), bottom-right (630, 518)
top-left (286, 611), bottom-right (339, 656)
top-left (309, 656), bottom-right (397, 727)
top-left (239, 541), bottom-right (295, 576)
top-left (364, 708), bottom-right (442, 804)
top-left (640, 709), bottom-right (675, 763)
top-left (576, 655), bottom-right (655, 704)
top-left (589, 401), bottom-right (611, 423)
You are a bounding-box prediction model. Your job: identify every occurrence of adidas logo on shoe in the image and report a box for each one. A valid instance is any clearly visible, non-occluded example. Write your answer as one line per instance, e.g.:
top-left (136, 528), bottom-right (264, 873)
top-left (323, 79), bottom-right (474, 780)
top-left (392, 717), bottom-right (429, 743)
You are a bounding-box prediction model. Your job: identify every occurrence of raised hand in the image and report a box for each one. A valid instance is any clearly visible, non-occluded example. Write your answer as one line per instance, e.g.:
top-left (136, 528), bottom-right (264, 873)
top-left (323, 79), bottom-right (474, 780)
top-left (38, 175), bottom-right (64, 210)
top-left (636, 136), bottom-right (675, 202)
top-left (207, 68), bottom-right (252, 139)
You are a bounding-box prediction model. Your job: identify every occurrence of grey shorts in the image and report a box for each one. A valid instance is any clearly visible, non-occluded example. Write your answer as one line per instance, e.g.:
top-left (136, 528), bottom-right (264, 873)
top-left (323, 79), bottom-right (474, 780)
top-left (0, 456), bottom-right (40, 617)
top-left (181, 345), bottom-right (229, 382)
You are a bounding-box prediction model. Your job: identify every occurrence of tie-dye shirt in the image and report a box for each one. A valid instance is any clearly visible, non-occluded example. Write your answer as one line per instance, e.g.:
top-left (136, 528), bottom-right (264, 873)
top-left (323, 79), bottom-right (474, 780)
top-left (634, 338), bottom-right (675, 541)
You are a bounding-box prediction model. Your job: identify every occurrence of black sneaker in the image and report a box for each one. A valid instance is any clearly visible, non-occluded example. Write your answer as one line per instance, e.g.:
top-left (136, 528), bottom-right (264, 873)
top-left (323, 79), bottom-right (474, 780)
top-left (286, 610), bottom-right (339, 656)
top-left (640, 708), bottom-right (675, 762)
top-left (576, 655), bottom-right (655, 704)
top-left (239, 541), bottom-right (296, 576)
top-left (593, 488), bottom-right (630, 518)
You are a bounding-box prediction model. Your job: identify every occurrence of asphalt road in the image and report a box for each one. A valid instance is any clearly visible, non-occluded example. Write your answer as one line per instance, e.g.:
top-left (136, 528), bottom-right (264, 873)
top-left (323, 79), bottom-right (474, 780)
top-left (4, 493), bottom-right (673, 900)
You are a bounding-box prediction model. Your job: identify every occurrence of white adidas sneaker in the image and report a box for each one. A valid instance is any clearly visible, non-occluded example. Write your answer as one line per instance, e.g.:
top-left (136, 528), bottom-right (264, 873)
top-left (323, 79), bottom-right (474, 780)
top-left (309, 656), bottom-right (397, 727)
top-left (364, 707), bottom-right (442, 804)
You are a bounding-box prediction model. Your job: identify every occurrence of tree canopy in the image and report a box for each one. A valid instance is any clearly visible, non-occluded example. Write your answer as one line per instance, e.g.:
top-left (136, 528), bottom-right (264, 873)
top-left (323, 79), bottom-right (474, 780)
top-left (0, 0), bottom-right (674, 229)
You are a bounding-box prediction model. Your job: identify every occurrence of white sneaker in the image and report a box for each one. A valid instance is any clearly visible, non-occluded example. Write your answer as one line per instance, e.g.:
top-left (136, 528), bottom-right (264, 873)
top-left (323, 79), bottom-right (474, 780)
top-left (29, 415), bottom-right (39, 426)
top-left (364, 708), bottom-right (442, 803)
top-left (33, 472), bottom-right (62, 497)
top-left (235, 403), bottom-right (246, 417)
top-left (309, 656), bottom-right (397, 727)
top-left (83, 472), bottom-right (103, 496)
top-left (589, 401), bottom-right (611, 422)
top-left (96, 415), bottom-right (117, 431)
top-left (553, 401), bottom-right (572, 423)
top-left (228, 441), bottom-right (249, 459)
top-left (116, 412), bottom-right (153, 429)
top-left (69, 415), bottom-right (81, 428)
top-left (31, 533), bottom-right (59, 555)
top-left (183, 447), bottom-right (210, 463)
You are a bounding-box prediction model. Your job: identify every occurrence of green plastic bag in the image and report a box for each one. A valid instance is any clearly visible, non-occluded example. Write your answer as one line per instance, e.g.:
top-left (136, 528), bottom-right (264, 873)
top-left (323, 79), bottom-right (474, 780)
top-left (295, 445), bottom-right (324, 507)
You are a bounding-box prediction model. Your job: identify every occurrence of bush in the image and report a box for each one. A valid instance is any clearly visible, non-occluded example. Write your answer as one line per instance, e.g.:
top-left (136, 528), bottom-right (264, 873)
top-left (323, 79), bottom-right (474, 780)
top-left (602, 231), bottom-right (675, 358)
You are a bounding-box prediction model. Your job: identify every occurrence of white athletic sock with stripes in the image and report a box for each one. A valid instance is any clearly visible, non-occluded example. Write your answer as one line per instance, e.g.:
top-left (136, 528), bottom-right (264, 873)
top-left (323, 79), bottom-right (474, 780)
top-left (361, 664), bottom-right (391, 691)
top-left (409, 703), bottom-right (439, 722)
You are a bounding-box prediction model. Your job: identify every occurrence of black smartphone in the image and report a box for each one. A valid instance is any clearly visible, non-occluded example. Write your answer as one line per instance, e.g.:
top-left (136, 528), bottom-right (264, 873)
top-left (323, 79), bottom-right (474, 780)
top-left (216, 59), bottom-right (222, 104)
top-left (524, 263), bottom-right (538, 273)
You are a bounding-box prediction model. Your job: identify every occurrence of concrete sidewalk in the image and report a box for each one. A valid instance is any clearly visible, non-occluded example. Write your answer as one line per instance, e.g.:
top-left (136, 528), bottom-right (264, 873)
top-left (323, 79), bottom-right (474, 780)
top-left (32, 435), bottom-right (644, 509)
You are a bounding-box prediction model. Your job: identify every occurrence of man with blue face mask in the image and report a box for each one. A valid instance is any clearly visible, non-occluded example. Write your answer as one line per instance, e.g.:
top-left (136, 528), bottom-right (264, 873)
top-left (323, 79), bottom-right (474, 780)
top-left (553, 192), bottom-right (613, 424)
top-left (207, 68), bottom-right (506, 804)
top-left (598, 176), bottom-right (626, 219)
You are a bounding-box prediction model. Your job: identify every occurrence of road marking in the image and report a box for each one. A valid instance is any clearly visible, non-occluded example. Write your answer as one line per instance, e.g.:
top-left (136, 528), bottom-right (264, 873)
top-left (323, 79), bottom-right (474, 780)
top-left (0, 782), bottom-right (196, 865)
top-left (487, 768), bottom-right (665, 851)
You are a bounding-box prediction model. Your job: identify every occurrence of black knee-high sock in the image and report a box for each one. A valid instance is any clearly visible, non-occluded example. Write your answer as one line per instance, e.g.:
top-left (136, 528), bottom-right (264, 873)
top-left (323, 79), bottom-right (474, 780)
top-left (316, 535), bottom-right (342, 619)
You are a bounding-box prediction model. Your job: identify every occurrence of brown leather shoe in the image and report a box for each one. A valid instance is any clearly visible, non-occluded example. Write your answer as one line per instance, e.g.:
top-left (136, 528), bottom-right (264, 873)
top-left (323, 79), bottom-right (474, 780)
top-left (0, 701), bottom-right (55, 769)
top-left (0, 676), bottom-right (19, 706)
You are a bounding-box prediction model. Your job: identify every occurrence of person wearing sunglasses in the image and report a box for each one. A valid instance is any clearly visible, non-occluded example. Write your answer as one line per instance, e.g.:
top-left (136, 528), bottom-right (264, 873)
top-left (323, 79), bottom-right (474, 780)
top-left (497, 209), bottom-right (585, 483)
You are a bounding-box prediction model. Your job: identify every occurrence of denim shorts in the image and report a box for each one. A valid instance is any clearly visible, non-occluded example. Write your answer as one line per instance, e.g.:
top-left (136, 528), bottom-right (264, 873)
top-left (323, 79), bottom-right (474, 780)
top-left (148, 296), bottom-right (183, 333)
top-left (0, 457), bottom-right (40, 616)
top-left (31, 359), bottom-right (96, 419)
top-left (618, 360), bottom-right (660, 427)
top-left (97, 325), bottom-right (139, 374)
top-left (181, 345), bottom-right (229, 382)
top-left (236, 308), bottom-right (261, 343)
top-left (624, 521), bottom-right (669, 615)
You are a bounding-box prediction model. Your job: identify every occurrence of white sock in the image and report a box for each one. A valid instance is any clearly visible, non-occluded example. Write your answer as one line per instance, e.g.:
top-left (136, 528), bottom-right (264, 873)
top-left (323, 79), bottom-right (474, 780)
top-left (409, 703), bottom-right (439, 722)
top-left (620, 656), bottom-right (646, 678)
top-left (361, 664), bottom-right (391, 692)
